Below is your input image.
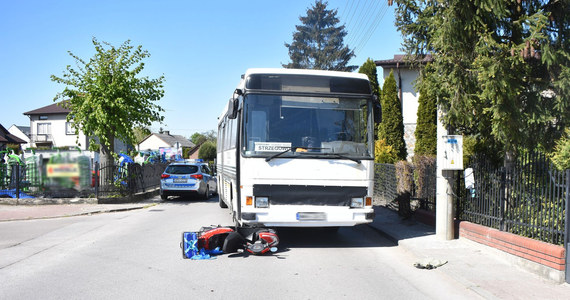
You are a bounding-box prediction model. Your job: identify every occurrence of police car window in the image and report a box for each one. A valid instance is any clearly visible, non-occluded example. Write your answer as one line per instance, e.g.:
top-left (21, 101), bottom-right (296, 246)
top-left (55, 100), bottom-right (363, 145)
top-left (166, 165), bottom-right (198, 174)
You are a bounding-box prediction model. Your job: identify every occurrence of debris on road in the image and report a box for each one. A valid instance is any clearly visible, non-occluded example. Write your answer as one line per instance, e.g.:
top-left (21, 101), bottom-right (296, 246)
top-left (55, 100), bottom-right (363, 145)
top-left (413, 258), bottom-right (448, 270)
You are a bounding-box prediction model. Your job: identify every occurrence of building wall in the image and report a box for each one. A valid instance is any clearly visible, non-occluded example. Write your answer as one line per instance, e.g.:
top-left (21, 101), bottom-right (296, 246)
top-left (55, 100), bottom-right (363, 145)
top-left (7, 125), bottom-right (30, 150)
top-left (138, 135), bottom-right (168, 151)
top-left (29, 114), bottom-right (88, 150)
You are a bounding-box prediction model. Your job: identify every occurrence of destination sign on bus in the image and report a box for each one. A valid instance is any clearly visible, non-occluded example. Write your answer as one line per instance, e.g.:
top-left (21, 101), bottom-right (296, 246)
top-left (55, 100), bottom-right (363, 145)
top-left (254, 142), bottom-right (292, 152)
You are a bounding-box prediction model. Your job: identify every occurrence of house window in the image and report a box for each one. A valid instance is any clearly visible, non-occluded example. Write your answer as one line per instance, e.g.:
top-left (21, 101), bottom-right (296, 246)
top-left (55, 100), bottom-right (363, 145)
top-left (37, 123), bottom-right (51, 135)
top-left (39, 115), bottom-right (48, 120)
top-left (66, 122), bottom-right (76, 135)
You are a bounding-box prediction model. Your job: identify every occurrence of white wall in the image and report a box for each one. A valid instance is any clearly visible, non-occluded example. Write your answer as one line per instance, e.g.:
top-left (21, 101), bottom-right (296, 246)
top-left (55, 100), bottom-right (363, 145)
top-left (382, 68), bottom-right (420, 125)
top-left (138, 135), bottom-right (168, 151)
top-left (8, 125), bottom-right (30, 150)
top-left (29, 114), bottom-right (89, 150)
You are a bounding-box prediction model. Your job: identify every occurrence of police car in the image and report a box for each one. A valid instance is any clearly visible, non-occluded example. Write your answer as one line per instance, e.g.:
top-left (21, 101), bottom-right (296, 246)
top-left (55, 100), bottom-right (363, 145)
top-left (160, 159), bottom-right (217, 200)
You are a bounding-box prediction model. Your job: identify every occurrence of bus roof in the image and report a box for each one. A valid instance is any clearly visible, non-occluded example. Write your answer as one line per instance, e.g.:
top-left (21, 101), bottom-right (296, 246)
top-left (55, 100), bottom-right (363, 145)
top-left (219, 68), bottom-right (371, 123)
top-left (244, 68), bottom-right (369, 80)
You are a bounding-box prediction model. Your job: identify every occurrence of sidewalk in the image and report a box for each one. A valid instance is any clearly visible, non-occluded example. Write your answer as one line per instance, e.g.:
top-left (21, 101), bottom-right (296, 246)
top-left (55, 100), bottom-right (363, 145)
top-left (369, 206), bottom-right (570, 299)
top-left (0, 202), bottom-right (153, 222)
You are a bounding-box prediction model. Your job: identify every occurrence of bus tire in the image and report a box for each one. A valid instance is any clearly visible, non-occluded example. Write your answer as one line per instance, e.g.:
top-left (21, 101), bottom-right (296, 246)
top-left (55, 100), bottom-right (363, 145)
top-left (219, 196), bottom-right (228, 208)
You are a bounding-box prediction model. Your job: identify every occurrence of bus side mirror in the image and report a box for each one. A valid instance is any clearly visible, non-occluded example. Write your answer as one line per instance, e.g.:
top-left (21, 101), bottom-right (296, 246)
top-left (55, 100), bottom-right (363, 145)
top-left (373, 101), bottom-right (381, 123)
top-left (228, 98), bottom-right (239, 119)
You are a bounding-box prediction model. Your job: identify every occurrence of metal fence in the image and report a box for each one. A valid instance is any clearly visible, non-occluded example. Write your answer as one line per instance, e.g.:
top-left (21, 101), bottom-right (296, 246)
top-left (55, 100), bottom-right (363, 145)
top-left (373, 163), bottom-right (398, 206)
top-left (94, 161), bottom-right (167, 198)
top-left (0, 163), bottom-right (46, 198)
top-left (460, 153), bottom-right (569, 245)
top-left (373, 159), bottom-right (437, 211)
top-left (1, 158), bottom-right (167, 200)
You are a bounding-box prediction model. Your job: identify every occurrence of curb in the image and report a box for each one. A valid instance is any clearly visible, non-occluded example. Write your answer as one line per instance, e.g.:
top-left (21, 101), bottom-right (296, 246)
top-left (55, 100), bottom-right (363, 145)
top-left (0, 203), bottom-right (156, 222)
top-left (366, 223), bottom-right (399, 245)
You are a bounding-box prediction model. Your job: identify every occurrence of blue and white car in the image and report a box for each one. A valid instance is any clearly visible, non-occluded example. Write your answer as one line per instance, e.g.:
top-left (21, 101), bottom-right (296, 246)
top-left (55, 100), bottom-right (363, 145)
top-left (160, 160), bottom-right (217, 200)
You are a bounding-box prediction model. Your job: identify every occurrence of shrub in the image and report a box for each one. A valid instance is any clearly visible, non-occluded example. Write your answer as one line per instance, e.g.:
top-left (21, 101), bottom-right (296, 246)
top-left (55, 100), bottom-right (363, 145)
top-left (375, 139), bottom-right (398, 163)
top-left (378, 71), bottom-right (407, 160)
top-left (551, 128), bottom-right (570, 170)
top-left (414, 86), bottom-right (436, 156)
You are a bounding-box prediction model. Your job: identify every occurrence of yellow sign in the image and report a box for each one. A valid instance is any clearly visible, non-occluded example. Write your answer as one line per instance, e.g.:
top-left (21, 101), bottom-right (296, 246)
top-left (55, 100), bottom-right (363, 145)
top-left (47, 163), bottom-right (80, 177)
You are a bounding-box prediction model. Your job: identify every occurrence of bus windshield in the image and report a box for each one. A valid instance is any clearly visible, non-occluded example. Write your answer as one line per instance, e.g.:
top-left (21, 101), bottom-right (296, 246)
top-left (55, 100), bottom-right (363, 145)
top-left (243, 94), bottom-right (372, 158)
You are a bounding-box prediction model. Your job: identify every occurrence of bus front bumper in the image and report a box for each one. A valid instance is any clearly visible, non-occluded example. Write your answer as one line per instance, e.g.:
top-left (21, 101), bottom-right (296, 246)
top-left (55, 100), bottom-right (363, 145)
top-left (239, 206), bottom-right (375, 227)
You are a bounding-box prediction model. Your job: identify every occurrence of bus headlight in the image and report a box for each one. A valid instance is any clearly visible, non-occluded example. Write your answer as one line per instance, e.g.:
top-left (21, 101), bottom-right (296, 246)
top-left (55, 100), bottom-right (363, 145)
top-left (255, 197), bottom-right (269, 208)
top-left (350, 197), bottom-right (364, 208)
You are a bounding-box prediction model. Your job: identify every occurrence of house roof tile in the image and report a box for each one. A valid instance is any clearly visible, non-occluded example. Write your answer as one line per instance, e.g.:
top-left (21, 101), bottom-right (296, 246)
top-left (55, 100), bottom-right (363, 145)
top-left (24, 101), bottom-right (71, 115)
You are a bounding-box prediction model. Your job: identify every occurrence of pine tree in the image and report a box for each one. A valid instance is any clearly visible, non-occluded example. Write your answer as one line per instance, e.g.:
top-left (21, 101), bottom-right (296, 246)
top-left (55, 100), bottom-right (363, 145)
top-left (394, 0), bottom-right (570, 159)
top-left (358, 58), bottom-right (381, 99)
top-left (414, 86), bottom-right (436, 156)
top-left (358, 58), bottom-right (382, 136)
top-left (379, 71), bottom-right (407, 160)
top-left (283, 0), bottom-right (355, 71)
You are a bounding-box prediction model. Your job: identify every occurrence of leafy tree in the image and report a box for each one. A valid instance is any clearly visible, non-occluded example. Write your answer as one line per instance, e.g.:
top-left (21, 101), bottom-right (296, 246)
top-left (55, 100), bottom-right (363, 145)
top-left (378, 71), bottom-right (407, 160)
top-left (198, 141), bottom-right (216, 162)
top-left (190, 130), bottom-right (216, 145)
top-left (283, 0), bottom-right (355, 71)
top-left (51, 38), bottom-right (165, 181)
top-left (414, 86), bottom-right (436, 156)
top-left (133, 126), bottom-right (151, 144)
top-left (394, 0), bottom-right (570, 163)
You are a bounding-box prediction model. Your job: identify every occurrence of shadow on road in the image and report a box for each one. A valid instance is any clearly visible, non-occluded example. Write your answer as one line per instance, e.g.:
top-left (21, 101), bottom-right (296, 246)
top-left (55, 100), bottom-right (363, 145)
top-left (159, 195), bottom-right (220, 206)
top-left (275, 225), bottom-right (396, 249)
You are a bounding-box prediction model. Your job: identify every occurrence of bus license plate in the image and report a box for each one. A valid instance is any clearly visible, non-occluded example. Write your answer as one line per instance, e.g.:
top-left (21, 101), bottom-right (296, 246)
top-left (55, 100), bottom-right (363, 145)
top-left (296, 212), bottom-right (326, 221)
top-left (174, 178), bottom-right (187, 183)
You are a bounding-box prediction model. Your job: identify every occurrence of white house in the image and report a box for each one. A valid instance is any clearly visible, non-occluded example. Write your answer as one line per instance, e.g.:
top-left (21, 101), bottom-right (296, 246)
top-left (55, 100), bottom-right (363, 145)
top-left (7, 125), bottom-right (31, 150)
top-left (24, 101), bottom-right (89, 150)
top-left (23, 101), bottom-right (128, 161)
top-left (375, 55), bottom-right (432, 160)
top-left (138, 131), bottom-right (195, 154)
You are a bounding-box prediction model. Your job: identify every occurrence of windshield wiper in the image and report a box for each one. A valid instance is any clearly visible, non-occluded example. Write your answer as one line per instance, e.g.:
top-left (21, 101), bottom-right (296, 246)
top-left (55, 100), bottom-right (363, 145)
top-left (265, 147), bottom-right (326, 162)
top-left (320, 152), bottom-right (362, 164)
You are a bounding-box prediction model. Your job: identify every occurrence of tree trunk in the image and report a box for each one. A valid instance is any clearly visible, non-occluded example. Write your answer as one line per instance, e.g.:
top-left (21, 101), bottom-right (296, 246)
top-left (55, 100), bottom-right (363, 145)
top-left (99, 136), bottom-right (115, 187)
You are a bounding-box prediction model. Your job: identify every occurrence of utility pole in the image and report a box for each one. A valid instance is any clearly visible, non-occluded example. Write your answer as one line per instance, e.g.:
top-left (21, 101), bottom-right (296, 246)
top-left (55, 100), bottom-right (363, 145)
top-left (436, 106), bottom-right (463, 240)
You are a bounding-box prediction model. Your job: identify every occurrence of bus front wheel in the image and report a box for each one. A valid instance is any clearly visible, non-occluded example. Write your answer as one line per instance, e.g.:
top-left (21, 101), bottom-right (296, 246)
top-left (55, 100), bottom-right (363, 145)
top-left (219, 196), bottom-right (228, 208)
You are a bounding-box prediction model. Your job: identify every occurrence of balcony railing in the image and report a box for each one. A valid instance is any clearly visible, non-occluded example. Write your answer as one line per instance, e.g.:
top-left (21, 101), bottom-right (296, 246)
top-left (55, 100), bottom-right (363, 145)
top-left (30, 134), bottom-right (54, 146)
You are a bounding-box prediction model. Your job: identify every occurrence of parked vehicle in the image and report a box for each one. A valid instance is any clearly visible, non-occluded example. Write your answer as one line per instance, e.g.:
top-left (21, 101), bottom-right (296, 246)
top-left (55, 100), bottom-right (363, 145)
top-left (217, 68), bottom-right (378, 228)
top-left (160, 160), bottom-right (217, 200)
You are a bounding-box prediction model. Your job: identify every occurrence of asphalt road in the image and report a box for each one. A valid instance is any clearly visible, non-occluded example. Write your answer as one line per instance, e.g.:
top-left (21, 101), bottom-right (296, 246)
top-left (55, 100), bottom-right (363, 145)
top-left (0, 196), bottom-right (480, 299)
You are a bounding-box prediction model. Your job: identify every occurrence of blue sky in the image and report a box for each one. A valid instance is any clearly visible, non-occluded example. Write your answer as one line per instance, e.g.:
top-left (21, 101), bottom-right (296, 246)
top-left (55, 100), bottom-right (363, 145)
top-left (0, 0), bottom-right (403, 137)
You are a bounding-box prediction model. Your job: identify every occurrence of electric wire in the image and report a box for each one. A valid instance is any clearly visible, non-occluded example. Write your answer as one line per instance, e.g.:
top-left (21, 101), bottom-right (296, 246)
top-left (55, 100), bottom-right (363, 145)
top-left (345, 0), bottom-right (373, 47)
top-left (348, 0), bottom-right (382, 49)
top-left (354, 1), bottom-right (389, 56)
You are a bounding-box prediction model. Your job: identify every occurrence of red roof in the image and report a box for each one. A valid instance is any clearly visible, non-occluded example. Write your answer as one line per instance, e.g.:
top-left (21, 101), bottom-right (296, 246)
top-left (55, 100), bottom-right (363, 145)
top-left (24, 101), bottom-right (71, 115)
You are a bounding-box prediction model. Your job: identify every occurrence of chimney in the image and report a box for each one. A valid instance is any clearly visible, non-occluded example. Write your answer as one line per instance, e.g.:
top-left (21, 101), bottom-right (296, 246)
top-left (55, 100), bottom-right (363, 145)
top-left (164, 131), bottom-right (170, 135)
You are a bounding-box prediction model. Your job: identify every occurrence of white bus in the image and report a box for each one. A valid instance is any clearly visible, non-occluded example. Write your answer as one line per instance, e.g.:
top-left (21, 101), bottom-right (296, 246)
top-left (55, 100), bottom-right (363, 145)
top-left (217, 68), bottom-right (379, 228)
